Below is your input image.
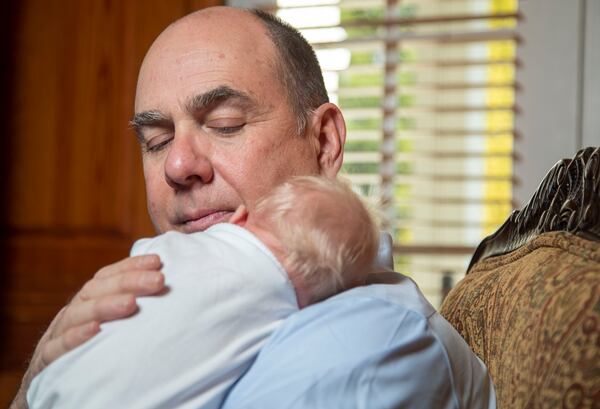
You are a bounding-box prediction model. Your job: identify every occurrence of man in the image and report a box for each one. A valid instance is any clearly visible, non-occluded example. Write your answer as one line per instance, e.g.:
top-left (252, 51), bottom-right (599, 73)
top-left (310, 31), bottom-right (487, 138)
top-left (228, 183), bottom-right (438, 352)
top-left (12, 7), bottom-right (495, 408)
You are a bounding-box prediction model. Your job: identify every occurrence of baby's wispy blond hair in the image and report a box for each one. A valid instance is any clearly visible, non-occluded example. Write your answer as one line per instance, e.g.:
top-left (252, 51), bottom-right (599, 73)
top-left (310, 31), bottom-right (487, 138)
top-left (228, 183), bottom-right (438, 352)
top-left (254, 176), bottom-right (379, 305)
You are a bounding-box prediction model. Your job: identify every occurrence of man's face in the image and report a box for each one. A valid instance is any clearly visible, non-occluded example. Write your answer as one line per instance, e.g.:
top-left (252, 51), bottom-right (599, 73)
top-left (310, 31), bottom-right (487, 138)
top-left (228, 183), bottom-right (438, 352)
top-left (133, 9), bottom-right (322, 233)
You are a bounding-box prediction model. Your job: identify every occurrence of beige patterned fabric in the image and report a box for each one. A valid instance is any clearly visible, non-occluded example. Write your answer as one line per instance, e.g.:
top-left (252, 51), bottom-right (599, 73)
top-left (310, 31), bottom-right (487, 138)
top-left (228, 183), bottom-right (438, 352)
top-left (440, 231), bottom-right (600, 409)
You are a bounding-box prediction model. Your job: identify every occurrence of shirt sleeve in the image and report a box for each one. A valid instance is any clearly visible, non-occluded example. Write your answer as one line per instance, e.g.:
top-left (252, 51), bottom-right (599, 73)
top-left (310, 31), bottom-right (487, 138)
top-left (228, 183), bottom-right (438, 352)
top-left (222, 285), bottom-right (495, 409)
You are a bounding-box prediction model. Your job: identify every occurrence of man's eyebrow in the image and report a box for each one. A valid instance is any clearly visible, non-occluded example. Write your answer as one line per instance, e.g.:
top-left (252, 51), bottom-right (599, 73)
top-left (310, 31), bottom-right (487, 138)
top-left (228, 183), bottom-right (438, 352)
top-left (129, 110), bottom-right (172, 142)
top-left (129, 86), bottom-right (253, 141)
top-left (185, 85), bottom-right (253, 113)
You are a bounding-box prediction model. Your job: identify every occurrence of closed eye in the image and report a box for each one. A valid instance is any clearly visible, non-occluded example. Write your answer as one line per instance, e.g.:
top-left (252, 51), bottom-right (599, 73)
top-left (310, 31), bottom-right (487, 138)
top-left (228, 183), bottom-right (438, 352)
top-left (144, 133), bottom-right (173, 153)
top-left (212, 124), bottom-right (245, 134)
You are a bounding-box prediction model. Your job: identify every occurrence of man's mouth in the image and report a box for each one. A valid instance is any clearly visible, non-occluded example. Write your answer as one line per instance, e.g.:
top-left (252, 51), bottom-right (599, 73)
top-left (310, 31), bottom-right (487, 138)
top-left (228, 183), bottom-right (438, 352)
top-left (178, 210), bottom-right (234, 232)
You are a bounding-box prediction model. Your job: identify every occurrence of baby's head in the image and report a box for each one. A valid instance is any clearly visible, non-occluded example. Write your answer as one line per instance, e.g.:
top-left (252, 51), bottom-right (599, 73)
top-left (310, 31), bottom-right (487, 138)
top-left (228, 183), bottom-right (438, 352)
top-left (230, 176), bottom-right (379, 308)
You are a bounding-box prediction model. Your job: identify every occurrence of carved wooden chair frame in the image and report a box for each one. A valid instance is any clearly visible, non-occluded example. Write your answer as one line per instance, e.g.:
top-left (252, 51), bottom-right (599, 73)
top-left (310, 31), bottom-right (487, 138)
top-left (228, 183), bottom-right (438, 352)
top-left (468, 146), bottom-right (600, 272)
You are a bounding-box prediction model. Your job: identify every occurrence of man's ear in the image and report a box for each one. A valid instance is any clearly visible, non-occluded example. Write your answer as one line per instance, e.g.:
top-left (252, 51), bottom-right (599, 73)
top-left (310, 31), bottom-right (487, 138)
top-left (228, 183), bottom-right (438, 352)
top-left (229, 204), bottom-right (249, 226)
top-left (308, 103), bottom-right (346, 178)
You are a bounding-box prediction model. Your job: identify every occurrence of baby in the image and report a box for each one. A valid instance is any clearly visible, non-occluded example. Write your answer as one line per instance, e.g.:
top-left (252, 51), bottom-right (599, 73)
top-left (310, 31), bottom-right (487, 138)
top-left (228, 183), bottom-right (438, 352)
top-left (27, 176), bottom-right (379, 409)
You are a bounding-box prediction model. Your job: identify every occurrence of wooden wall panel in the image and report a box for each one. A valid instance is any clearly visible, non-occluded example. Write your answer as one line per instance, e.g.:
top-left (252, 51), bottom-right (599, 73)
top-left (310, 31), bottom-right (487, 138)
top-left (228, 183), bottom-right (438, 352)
top-left (0, 0), bottom-right (223, 405)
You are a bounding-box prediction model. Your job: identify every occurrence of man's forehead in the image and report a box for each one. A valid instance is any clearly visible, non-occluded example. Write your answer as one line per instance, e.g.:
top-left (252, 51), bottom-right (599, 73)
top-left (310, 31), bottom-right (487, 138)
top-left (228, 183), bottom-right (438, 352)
top-left (135, 10), bottom-right (278, 113)
top-left (147, 8), bottom-right (272, 62)
top-left (139, 38), bottom-right (267, 84)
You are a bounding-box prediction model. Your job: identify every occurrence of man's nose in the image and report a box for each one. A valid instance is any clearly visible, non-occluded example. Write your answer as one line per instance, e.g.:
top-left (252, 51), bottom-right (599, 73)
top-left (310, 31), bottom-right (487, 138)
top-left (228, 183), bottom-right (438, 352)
top-left (164, 132), bottom-right (214, 189)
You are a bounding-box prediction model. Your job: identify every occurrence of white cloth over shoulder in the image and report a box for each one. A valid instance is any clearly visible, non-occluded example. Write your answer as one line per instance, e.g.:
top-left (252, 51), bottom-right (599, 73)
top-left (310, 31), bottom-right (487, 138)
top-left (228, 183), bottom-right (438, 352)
top-left (27, 224), bottom-right (299, 409)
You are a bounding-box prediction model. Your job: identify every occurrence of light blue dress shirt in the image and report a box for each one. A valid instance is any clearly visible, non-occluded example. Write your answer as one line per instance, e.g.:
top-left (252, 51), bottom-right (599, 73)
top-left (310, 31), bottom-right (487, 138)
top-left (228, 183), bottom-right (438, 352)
top-left (223, 274), bottom-right (496, 409)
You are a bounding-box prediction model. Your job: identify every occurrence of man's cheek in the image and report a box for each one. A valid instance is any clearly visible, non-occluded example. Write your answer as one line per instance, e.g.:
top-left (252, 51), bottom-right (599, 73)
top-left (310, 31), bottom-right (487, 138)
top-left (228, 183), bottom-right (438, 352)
top-left (146, 199), bottom-right (162, 233)
top-left (144, 181), bottom-right (170, 233)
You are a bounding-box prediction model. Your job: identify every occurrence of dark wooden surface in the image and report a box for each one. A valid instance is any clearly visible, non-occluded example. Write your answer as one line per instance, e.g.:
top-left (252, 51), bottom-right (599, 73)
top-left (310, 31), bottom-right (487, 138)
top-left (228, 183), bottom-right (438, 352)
top-left (0, 0), bottom-right (221, 405)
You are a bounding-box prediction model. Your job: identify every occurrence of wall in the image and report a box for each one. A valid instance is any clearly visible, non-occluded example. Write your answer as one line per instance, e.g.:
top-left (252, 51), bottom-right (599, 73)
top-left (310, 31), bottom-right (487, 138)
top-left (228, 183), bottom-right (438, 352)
top-left (514, 0), bottom-right (600, 205)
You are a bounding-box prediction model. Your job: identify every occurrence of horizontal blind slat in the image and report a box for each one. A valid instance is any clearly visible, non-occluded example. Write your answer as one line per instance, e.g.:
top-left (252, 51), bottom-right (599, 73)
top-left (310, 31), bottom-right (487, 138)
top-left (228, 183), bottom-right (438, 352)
top-left (312, 29), bottom-right (518, 48)
top-left (289, 12), bottom-right (519, 30)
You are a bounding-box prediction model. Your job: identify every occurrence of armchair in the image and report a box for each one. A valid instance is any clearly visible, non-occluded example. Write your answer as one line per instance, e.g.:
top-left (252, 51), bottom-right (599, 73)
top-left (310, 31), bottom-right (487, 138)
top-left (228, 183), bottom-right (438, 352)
top-left (440, 147), bottom-right (600, 408)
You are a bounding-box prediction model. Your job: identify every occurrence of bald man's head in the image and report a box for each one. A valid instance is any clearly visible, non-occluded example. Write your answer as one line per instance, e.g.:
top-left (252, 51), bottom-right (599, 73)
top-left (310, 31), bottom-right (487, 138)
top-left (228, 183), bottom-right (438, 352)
top-left (131, 6), bottom-right (345, 234)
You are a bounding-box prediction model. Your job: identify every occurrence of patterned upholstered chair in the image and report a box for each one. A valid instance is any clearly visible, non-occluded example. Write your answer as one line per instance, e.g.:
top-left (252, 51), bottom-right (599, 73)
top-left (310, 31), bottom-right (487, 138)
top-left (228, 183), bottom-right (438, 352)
top-left (440, 147), bottom-right (600, 409)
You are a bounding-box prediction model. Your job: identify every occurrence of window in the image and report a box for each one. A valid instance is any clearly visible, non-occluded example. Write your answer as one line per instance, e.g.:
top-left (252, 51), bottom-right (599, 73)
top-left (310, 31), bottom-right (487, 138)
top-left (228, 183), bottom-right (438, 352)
top-left (233, 0), bottom-right (519, 307)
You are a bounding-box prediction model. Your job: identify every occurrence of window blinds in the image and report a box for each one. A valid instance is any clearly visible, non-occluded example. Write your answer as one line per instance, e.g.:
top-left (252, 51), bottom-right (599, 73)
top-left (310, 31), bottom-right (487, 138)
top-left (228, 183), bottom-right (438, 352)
top-left (274, 0), bottom-right (519, 307)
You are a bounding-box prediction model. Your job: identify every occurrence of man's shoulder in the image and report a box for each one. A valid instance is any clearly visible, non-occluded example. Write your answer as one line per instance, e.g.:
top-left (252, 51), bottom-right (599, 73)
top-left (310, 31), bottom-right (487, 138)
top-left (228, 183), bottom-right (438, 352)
top-left (330, 272), bottom-right (437, 317)
top-left (224, 276), bottom-right (496, 409)
top-left (261, 275), bottom-right (443, 355)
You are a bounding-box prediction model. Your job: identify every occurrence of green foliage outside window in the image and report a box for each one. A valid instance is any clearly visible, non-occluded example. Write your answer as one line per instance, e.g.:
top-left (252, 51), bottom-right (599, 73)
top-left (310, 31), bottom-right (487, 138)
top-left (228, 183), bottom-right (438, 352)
top-left (339, 71), bottom-right (416, 88)
top-left (342, 163), bottom-right (379, 174)
top-left (396, 204), bottom-right (412, 219)
top-left (342, 162), bottom-right (412, 175)
top-left (340, 8), bottom-right (385, 23)
top-left (344, 140), bottom-right (380, 152)
top-left (346, 118), bottom-right (381, 130)
top-left (339, 96), bottom-right (381, 108)
top-left (396, 139), bottom-right (413, 152)
top-left (395, 184), bottom-right (412, 198)
top-left (339, 72), bottom-right (382, 87)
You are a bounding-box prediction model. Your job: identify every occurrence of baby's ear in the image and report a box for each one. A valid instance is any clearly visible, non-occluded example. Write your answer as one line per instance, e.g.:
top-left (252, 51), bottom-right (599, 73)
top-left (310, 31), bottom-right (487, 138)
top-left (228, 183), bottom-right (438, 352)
top-left (229, 205), bottom-right (249, 226)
